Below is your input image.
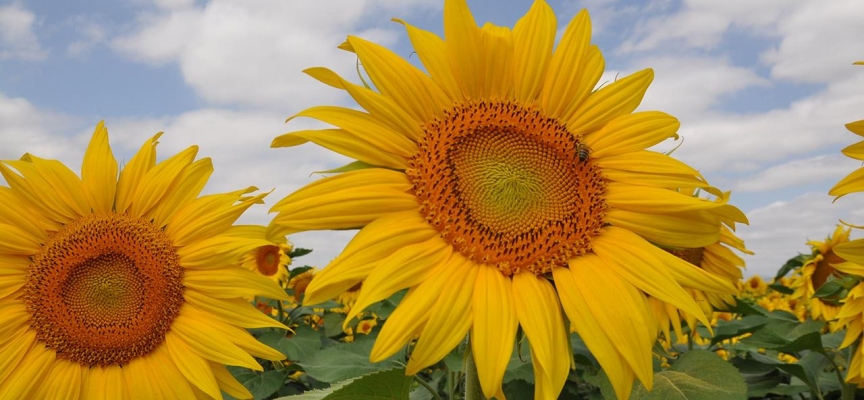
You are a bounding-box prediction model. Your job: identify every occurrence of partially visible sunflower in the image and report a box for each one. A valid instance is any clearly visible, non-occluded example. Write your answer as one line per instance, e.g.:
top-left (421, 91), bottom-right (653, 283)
top-left (269, 1), bottom-right (743, 398)
top-left (834, 261), bottom-right (864, 386)
top-left (238, 224), bottom-right (293, 285)
top-left (789, 225), bottom-right (853, 327)
top-left (0, 122), bottom-right (288, 399)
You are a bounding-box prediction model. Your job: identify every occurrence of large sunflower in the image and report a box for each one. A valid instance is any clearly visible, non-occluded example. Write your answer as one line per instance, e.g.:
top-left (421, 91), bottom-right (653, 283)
top-left (270, 1), bottom-right (742, 398)
top-left (0, 122), bottom-right (289, 399)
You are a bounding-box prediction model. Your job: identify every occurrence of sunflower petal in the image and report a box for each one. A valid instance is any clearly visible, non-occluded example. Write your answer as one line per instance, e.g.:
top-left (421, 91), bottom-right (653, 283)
top-left (540, 9), bottom-right (592, 120)
top-left (472, 265), bottom-right (518, 399)
top-left (81, 121), bottom-right (118, 213)
top-left (512, 273), bottom-right (569, 398)
top-left (568, 69), bottom-right (654, 135)
top-left (116, 133), bottom-right (161, 213)
top-left (392, 19), bottom-right (461, 100)
top-left (164, 333), bottom-right (221, 400)
top-left (444, 0), bottom-right (484, 97)
top-left (513, 0), bottom-right (556, 102)
top-left (407, 257), bottom-right (477, 375)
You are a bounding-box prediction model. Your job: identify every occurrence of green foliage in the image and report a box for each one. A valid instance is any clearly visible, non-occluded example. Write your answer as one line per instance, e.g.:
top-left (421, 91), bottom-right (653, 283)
top-left (275, 368), bottom-right (413, 400)
top-left (630, 350), bottom-right (747, 400)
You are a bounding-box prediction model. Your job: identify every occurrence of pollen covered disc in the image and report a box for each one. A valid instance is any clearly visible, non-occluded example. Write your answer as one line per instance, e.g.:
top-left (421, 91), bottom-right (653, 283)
top-left (255, 245), bottom-right (282, 277)
top-left (24, 212), bottom-right (185, 366)
top-left (408, 100), bottom-right (607, 275)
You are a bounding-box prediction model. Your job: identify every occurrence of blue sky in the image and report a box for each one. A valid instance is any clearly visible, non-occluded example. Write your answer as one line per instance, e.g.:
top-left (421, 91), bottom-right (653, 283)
top-left (2, 0), bottom-right (863, 277)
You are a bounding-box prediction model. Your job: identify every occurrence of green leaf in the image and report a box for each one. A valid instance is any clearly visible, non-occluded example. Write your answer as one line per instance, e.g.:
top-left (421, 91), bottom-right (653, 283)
top-left (275, 368), bottom-right (413, 400)
top-left (299, 338), bottom-right (406, 383)
top-left (739, 320), bottom-right (825, 354)
top-left (322, 313), bottom-right (348, 338)
top-left (233, 369), bottom-right (286, 400)
top-left (775, 254), bottom-right (808, 280)
top-left (710, 315), bottom-right (770, 345)
top-left (289, 248), bottom-right (314, 259)
top-left (289, 266), bottom-right (315, 280)
top-left (630, 350), bottom-right (746, 400)
top-left (767, 283), bottom-right (794, 294)
top-left (582, 368), bottom-right (618, 400)
top-left (259, 325), bottom-right (321, 362)
top-left (503, 342), bottom-right (533, 384)
top-left (813, 279), bottom-right (846, 299)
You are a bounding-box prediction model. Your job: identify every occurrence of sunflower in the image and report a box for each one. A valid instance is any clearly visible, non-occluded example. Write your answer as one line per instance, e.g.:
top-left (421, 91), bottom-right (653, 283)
top-left (270, 1), bottom-right (742, 398)
top-left (238, 224), bottom-right (293, 285)
top-left (834, 261), bottom-right (864, 386)
top-left (0, 122), bottom-right (289, 399)
top-left (789, 225), bottom-right (853, 326)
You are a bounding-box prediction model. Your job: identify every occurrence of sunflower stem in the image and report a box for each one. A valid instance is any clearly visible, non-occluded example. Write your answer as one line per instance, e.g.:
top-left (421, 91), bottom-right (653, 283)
top-left (465, 338), bottom-right (485, 400)
top-left (414, 376), bottom-right (442, 400)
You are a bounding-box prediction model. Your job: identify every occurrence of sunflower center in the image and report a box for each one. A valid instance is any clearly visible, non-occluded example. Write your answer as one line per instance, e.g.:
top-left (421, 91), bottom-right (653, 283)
top-left (813, 250), bottom-right (845, 289)
top-left (24, 212), bottom-right (184, 367)
top-left (408, 100), bottom-right (606, 276)
top-left (255, 245), bottom-right (281, 276)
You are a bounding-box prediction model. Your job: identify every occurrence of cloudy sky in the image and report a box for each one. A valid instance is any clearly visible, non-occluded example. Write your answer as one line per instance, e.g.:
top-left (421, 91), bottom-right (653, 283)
top-left (1, 0), bottom-right (863, 278)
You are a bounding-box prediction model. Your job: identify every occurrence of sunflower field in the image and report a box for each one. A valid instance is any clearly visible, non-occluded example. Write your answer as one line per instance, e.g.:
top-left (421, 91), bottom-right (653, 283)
top-left (0, 0), bottom-right (863, 399)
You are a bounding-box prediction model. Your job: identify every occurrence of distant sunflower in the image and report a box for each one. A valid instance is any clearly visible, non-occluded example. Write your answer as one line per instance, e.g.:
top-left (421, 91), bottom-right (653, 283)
top-left (270, 1), bottom-right (742, 398)
top-left (0, 122), bottom-right (288, 399)
top-left (238, 225), bottom-right (293, 285)
top-left (789, 225), bottom-right (852, 326)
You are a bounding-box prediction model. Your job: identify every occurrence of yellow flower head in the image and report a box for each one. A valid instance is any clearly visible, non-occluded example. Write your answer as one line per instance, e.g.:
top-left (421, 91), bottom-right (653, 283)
top-left (270, 1), bottom-right (745, 398)
top-left (287, 268), bottom-right (317, 299)
top-left (789, 225), bottom-right (853, 325)
top-left (238, 224), bottom-right (293, 285)
top-left (0, 122), bottom-right (289, 399)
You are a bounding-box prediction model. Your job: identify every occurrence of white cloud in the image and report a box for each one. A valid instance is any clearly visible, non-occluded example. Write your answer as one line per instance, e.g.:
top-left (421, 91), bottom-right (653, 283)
top-left (66, 16), bottom-right (107, 57)
top-left (112, 0), bottom-right (439, 111)
top-left (0, 93), bottom-right (80, 160)
top-left (738, 191), bottom-right (863, 278)
top-left (0, 3), bottom-right (47, 61)
top-left (636, 55), bottom-right (770, 117)
top-left (762, 0), bottom-right (864, 83)
top-left (734, 154), bottom-right (861, 192)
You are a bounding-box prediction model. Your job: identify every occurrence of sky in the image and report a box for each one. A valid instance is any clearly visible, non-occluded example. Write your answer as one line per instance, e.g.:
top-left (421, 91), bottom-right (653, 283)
top-left (1, 0), bottom-right (863, 278)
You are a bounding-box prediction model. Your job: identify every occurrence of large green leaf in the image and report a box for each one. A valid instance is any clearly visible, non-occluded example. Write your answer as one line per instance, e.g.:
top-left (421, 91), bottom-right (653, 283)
top-left (299, 338), bottom-right (406, 383)
top-left (276, 368), bottom-right (413, 400)
top-left (229, 369), bottom-right (286, 400)
top-left (630, 350), bottom-right (746, 400)
top-left (259, 324), bottom-right (322, 362)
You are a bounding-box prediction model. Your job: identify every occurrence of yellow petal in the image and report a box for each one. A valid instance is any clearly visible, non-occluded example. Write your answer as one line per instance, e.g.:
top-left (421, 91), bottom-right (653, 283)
top-left (0, 160), bottom-right (79, 223)
top-left (512, 0), bottom-right (556, 103)
top-left (151, 158), bottom-right (213, 227)
top-left (370, 258), bottom-right (464, 362)
top-left (149, 345), bottom-right (197, 399)
top-left (164, 333), bottom-right (221, 400)
top-left (345, 236), bottom-right (452, 325)
top-left (605, 183), bottom-right (727, 214)
top-left (184, 290), bottom-right (287, 329)
top-left (596, 150), bottom-right (703, 180)
top-left (0, 341), bottom-right (55, 398)
top-left (81, 121), bottom-right (118, 213)
top-left (593, 227), bottom-right (711, 328)
top-left (116, 132), bottom-right (161, 213)
top-left (303, 210), bottom-right (436, 305)
top-left (167, 188), bottom-right (267, 246)
top-left (303, 67), bottom-right (424, 140)
top-left (129, 145), bottom-right (198, 220)
top-left (348, 35), bottom-right (451, 122)
top-left (184, 267), bottom-right (289, 300)
top-left (407, 256), bottom-right (477, 375)
top-left (605, 208), bottom-right (720, 248)
top-left (444, 0), bottom-right (484, 98)
top-left (830, 167), bottom-right (864, 198)
top-left (211, 362), bottom-right (253, 400)
top-left (586, 111), bottom-right (680, 158)
top-left (554, 265), bottom-right (639, 399)
top-left (479, 23), bottom-right (514, 97)
top-left (835, 240), bottom-right (864, 267)
top-left (392, 19), bottom-right (461, 100)
top-left (35, 358), bottom-right (82, 400)
top-left (512, 273), bottom-right (569, 399)
top-left (471, 265), bottom-right (518, 399)
top-left (0, 187), bottom-right (54, 240)
top-left (568, 69), bottom-right (654, 136)
top-left (123, 355), bottom-right (165, 400)
top-left (567, 258), bottom-right (654, 387)
top-left (171, 307), bottom-right (263, 370)
top-left (540, 9), bottom-right (592, 120)
top-left (272, 129), bottom-right (408, 169)
top-left (0, 223), bottom-right (41, 255)
top-left (289, 106), bottom-right (418, 157)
